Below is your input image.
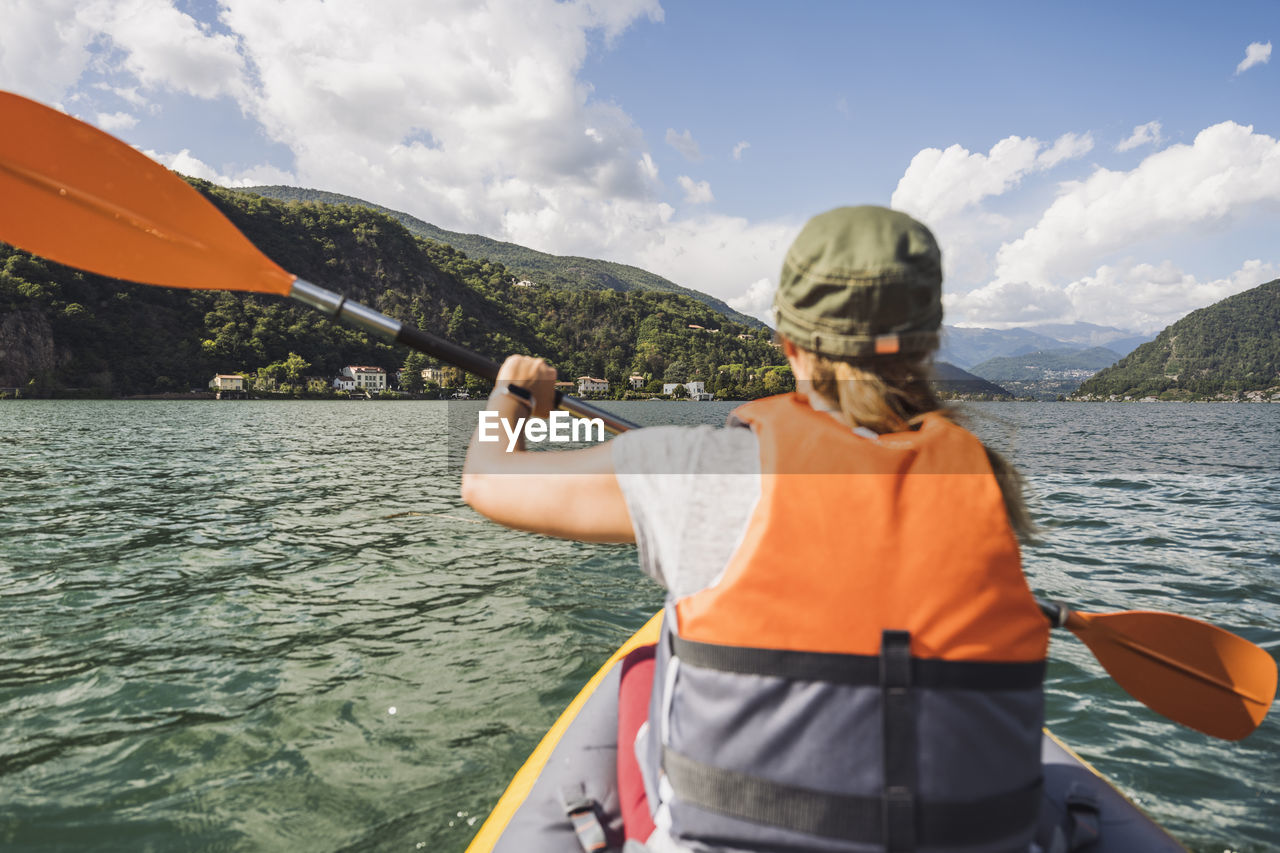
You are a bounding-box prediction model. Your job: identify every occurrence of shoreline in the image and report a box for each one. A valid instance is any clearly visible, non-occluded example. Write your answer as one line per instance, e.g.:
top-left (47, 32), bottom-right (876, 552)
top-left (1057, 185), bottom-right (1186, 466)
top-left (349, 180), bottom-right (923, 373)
top-left (2, 392), bottom-right (1277, 404)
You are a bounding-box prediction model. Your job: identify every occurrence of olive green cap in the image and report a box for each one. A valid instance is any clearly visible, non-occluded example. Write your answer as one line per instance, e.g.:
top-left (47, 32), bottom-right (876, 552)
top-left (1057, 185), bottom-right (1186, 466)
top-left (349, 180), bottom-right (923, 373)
top-left (775, 205), bottom-right (942, 358)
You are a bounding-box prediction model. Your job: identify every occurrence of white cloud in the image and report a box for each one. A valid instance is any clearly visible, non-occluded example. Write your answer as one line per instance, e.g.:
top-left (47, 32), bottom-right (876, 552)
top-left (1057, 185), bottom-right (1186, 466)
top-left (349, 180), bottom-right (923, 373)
top-left (894, 121), bottom-right (1280, 332)
top-left (994, 121), bottom-right (1280, 288)
top-left (677, 175), bottom-right (714, 204)
top-left (0, 0), bottom-right (99, 103)
top-left (665, 127), bottom-right (702, 161)
top-left (1116, 120), bottom-right (1162, 152)
top-left (1235, 41), bottom-right (1272, 75)
top-left (726, 277), bottom-right (775, 324)
top-left (948, 258), bottom-right (1279, 332)
top-left (208, 0), bottom-right (664, 239)
top-left (82, 0), bottom-right (248, 100)
top-left (1036, 132), bottom-right (1094, 169)
top-left (943, 280), bottom-right (1074, 328)
top-left (732, 140), bottom-right (750, 160)
top-left (936, 122), bottom-right (1280, 331)
top-left (628, 214), bottom-right (799, 314)
top-left (638, 152), bottom-right (659, 180)
top-left (146, 147), bottom-right (296, 187)
top-left (890, 131), bottom-right (1093, 293)
top-left (95, 111), bottom-right (139, 132)
top-left (1063, 259), bottom-right (1280, 331)
top-left (892, 131), bottom-right (1091, 225)
top-left (892, 135), bottom-right (1041, 223)
top-left (93, 83), bottom-right (150, 109)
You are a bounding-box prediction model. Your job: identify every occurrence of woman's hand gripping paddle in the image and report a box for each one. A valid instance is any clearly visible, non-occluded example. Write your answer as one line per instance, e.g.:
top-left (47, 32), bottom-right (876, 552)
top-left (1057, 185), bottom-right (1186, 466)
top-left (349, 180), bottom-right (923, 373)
top-left (0, 89), bottom-right (1274, 739)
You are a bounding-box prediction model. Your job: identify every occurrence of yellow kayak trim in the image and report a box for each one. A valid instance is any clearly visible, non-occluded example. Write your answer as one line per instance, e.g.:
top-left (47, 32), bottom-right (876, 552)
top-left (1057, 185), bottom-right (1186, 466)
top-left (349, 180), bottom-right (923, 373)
top-left (465, 612), bottom-right (664, 852)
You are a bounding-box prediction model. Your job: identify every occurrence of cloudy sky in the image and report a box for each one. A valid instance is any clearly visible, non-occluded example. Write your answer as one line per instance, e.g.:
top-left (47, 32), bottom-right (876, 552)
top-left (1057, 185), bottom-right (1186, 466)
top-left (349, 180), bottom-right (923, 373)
top-left (3, 0), bottom-right (1277, 333)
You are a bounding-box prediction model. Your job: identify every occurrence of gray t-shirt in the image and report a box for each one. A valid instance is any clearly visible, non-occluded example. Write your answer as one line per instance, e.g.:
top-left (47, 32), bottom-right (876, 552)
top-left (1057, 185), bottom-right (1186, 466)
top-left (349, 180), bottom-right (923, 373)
top-left (611, 424), bottom-right (761, 599)
top-left (610, 401), bottom-right (876, 598)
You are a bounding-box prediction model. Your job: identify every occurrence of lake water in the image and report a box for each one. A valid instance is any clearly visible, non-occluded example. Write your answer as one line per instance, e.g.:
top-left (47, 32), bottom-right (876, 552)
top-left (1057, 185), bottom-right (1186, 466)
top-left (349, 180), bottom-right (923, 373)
top-left (0, 400), bottom-right (1276, 852)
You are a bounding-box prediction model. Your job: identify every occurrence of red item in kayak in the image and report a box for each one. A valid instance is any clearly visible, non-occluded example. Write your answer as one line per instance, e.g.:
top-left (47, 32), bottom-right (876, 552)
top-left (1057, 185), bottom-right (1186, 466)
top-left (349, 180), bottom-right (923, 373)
top-left (617, 644), bottom-right (657, 843)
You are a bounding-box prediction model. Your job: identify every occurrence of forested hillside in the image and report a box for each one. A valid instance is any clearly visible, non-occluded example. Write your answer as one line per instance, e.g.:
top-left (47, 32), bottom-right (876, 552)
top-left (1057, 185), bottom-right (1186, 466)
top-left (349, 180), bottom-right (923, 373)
top-left (0, 180), bottom-right (782, 397)
top-left (1073, 280), bottom-right (1280, 400)
top-left (243, 185), bottom-right (764, 328)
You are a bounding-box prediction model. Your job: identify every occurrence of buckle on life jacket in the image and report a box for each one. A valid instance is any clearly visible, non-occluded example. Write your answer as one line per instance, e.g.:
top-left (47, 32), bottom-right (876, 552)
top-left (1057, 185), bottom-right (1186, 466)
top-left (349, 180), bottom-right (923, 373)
top-left (1063, 784), bottom-right (1101, 850)
top-left (1035, 782), bottom-right (1102, 853)
top-left (562, 785), bottom-right (610, 853)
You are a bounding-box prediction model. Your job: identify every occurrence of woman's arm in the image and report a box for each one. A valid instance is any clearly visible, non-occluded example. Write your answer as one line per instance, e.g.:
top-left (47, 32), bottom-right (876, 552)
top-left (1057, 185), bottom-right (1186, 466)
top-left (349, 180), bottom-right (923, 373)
top-left (460, 355), bottom-right (635, 544)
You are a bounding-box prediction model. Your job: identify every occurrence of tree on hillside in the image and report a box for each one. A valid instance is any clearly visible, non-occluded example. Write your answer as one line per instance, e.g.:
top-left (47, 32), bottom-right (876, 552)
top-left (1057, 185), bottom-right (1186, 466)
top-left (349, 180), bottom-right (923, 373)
top-left (401, 351), bottom-right (427, 393)
top-left (281, 352), bottom-right (310, 386)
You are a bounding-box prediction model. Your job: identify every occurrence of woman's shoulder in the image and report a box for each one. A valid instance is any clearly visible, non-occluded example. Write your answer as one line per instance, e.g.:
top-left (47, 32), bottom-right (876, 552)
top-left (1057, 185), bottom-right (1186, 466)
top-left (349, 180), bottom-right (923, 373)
top-left (612, 423), bottom-right (759, 476)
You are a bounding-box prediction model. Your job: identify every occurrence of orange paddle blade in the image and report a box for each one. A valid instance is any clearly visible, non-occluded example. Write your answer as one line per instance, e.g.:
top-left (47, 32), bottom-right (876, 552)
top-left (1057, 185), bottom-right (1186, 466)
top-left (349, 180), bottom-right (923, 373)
top-left (1068, 609), bottom-right (1277, 741)
top-left (0, 91), bottom-right (293, 295)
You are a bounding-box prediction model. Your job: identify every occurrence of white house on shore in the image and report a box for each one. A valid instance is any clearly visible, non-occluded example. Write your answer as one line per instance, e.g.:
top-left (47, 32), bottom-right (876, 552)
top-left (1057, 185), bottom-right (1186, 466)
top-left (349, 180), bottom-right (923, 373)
top-left (628, 374), bottom-right (646, 390)
top-left (663, 380), bottom-right (712, 400)
top-left (209, 374), bottom-right (245, 391)
top-left (337, 365), bottom-right (387, 393)
top-left (577, 376), bottom-right (609, 395)
top-left (420, 366), bottom-right (444, 385)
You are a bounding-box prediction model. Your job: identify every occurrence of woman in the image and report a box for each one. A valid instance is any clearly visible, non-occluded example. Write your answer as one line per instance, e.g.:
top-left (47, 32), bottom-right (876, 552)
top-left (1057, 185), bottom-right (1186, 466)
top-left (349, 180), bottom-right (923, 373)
top-left (463, 206), bottom-right (1049, 853)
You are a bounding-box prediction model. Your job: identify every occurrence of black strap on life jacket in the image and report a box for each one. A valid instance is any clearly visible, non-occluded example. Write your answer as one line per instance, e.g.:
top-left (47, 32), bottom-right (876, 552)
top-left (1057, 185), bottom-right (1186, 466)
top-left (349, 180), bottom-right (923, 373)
top-left (669, 633), bottom-right (1045, 690)
top-left (881, 629), bottom-right (915, 852)
top-left (661, 746), bottom-right (1042, 847)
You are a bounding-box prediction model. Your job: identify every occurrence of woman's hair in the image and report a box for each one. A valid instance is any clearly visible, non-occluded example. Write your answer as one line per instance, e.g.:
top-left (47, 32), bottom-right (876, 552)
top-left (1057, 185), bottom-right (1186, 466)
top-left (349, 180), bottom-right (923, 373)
top-left (803, 347), bottom-right (1034, 541)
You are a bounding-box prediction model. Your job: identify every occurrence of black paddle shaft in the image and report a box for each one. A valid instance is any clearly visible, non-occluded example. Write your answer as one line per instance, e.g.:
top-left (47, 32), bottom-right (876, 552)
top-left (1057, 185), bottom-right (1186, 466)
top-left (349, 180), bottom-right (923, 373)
top-left (289, 278), bottom-right (639, 434)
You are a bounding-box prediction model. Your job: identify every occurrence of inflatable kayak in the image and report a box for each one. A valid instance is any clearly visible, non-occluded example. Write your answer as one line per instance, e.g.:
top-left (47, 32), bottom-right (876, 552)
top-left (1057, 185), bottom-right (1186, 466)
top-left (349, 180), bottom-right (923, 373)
top-left (466, 613), bottom-right (1187, 852)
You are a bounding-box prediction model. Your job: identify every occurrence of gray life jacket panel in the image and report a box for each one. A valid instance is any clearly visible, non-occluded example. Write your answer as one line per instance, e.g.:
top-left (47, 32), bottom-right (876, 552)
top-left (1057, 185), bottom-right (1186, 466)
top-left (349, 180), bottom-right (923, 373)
top-left (645, 606), bottom-right (1046, 852)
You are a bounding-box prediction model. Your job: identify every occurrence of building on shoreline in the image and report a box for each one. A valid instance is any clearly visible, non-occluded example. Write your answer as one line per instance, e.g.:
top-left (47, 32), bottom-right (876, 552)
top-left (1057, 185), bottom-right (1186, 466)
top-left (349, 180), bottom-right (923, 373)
top-left (339, 365), bottom-right (387, 394)
top-left (576, 376), bottom-right (609, 395)
top-left (662, 380), bottom-right (712, 400)
top-left (209, 374), bottom-right (246, 399)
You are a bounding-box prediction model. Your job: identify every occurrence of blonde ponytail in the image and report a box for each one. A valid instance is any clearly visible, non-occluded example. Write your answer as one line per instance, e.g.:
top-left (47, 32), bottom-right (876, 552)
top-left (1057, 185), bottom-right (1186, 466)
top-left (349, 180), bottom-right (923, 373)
top-left (803, 349), bottom-right (1034, 541)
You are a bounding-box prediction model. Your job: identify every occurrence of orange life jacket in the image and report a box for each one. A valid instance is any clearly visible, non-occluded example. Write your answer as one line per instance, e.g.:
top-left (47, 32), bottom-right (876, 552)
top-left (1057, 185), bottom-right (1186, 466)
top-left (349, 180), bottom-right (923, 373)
top-left (676, 392), bottom-right (1048, 662)
top-left (645, 393), bottom-right (1050, 852)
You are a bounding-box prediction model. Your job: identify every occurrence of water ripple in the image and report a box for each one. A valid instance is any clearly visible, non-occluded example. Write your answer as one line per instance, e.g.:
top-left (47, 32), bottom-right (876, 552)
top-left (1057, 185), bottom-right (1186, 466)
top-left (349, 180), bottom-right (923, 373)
top-left (0, 400), bottom-right (1276, 852)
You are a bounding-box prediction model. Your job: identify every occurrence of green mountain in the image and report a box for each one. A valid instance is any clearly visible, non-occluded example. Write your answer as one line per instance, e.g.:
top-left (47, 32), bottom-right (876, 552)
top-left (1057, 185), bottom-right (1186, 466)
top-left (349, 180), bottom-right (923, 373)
top-left (969, 347), bottom-right (1120, 399)
top-left (0, 180), bottom-right (783, 397)
top-left (1073, 279), bottom-right (1280, 401)
top-left (242, 185), bottom-right (764, 329)
top-left (931, 362), bottom-right (1014, 400)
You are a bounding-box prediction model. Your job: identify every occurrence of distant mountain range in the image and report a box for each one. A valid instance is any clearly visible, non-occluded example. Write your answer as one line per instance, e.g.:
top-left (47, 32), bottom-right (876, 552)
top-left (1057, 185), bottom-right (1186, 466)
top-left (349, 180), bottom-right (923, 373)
top-left (242, 185), bottom-right (765, 329)
top-left (939, 323), bottom-right (1151, 369)
top-left (1074, 279), bottom-right (1280, 401)
top-left (967, 347), bottom-right (1123, 400)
